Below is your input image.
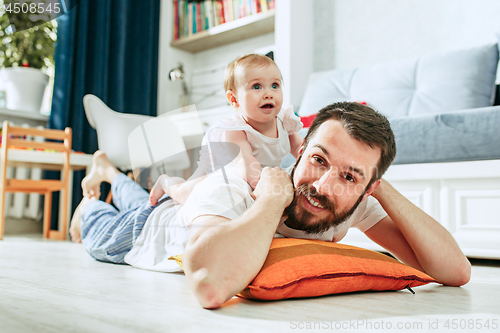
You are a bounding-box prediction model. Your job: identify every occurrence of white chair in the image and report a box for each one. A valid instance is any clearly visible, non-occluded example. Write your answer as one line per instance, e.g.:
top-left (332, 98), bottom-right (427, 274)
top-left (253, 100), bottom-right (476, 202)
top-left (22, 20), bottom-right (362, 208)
top-left (83, 94), bottom-right (190, 188)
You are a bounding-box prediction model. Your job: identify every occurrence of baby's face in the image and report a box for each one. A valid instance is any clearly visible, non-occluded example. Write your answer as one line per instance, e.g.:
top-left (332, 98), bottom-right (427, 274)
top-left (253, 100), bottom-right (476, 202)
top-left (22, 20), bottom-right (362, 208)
top-left (233, 64), bottom-right (283, 125)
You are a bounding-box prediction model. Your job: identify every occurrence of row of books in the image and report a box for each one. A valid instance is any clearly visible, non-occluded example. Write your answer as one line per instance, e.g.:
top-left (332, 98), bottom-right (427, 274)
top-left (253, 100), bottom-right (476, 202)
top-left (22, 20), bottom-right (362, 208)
top-left (173, 0), bottom-right (275, 41)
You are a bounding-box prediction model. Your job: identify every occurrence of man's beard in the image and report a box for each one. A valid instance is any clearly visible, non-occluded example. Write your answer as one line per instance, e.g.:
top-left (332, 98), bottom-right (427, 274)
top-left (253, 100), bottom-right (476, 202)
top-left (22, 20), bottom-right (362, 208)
top-left (283, 183), bottom-right (365, 235)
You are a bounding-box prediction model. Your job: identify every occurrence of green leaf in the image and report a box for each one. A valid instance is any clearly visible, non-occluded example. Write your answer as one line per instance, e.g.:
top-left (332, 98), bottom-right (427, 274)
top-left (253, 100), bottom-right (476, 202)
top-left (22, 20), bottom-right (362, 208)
top-left (0, 1), bottom-right (57, 70)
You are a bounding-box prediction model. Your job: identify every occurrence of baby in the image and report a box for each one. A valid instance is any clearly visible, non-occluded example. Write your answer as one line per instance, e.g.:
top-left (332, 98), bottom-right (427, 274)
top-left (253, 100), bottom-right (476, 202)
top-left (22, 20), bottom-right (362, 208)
top-left (150, 53), bottom-right (303, 205)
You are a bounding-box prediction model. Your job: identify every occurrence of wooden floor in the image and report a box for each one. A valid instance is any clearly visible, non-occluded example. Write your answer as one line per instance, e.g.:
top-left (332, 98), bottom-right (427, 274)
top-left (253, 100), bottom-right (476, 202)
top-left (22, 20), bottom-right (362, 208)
top-left (1, 234), bottom-right (500, 333)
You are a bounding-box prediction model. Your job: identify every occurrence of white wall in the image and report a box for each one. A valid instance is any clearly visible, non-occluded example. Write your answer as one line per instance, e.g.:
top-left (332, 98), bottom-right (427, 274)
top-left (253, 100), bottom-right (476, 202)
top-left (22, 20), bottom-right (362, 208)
top-left (157, 0), bottom-right (276, 114)
top-left (157, 0), bottom-right (194, 115)
top-left (274, 0), bottom-right (313, 110)
top-left (190, 33), bottom-right (275, 111)
top-left (314, 0), bottom-right (500, 72)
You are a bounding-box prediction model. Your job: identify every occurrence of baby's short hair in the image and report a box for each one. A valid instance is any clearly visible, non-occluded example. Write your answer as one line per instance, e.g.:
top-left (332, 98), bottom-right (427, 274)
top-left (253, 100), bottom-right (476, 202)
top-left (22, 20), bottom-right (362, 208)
top-left (224, 53), bottom-right (280, 92)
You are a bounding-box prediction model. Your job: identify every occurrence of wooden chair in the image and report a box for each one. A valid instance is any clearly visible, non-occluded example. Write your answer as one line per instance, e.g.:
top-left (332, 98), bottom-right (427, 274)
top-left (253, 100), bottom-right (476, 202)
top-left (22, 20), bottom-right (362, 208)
top-left (0, 121), bottom-right (72, 240)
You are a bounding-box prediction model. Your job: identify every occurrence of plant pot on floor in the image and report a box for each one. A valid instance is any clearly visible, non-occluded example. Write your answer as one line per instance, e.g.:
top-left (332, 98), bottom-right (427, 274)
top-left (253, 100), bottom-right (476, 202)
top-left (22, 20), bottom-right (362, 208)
top-left (1, 67), bottom-right (49, 114)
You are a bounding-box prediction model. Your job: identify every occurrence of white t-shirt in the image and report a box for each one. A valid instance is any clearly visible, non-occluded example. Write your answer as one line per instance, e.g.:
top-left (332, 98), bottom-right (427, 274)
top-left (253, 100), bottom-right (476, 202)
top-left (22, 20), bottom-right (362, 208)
top-left (124, 199), bottom-right (189, 273)
top-left (125, 168), bottom-right (387, 272)
top-left (202, 105), bottom-right (303, 168)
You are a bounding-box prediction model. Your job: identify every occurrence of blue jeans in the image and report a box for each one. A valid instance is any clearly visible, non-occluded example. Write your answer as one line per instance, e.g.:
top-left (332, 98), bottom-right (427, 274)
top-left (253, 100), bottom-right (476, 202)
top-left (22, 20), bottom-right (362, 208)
top-left (81, 173), bottom-right (169, 264)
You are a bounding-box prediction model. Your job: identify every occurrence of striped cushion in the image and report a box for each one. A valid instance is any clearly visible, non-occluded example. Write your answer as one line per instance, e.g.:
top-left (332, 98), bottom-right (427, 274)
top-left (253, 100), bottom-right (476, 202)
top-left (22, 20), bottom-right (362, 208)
top-left (237, 238), bottom-right (438, 300)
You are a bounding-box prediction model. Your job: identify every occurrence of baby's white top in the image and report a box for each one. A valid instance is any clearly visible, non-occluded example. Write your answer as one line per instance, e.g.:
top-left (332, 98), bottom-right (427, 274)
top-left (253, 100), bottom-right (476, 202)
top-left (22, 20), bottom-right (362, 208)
top-left (202, 105), bottom-right (303, 168)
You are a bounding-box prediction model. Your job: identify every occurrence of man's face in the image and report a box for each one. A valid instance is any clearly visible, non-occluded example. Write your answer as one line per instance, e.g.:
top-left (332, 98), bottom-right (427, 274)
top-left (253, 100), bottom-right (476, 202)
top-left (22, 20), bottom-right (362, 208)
top-left (285, 119), bottom-right (382, 234)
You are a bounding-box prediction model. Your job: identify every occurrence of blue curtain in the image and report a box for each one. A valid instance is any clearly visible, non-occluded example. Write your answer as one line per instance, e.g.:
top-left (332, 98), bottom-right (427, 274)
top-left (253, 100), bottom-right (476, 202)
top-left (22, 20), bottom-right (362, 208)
top-left (48, 0), bottom-right (160, 229)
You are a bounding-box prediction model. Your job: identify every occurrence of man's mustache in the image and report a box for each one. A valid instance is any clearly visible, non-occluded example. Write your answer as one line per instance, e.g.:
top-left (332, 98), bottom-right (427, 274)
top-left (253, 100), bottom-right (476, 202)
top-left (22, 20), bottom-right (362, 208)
top-left (294, 184), bottom-right (336, 213)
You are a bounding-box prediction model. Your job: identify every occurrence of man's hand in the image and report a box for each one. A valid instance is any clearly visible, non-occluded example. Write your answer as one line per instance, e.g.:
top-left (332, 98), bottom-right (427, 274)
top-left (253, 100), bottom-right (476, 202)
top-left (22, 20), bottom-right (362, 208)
top-left (252, 167), bottom-right (294, 207)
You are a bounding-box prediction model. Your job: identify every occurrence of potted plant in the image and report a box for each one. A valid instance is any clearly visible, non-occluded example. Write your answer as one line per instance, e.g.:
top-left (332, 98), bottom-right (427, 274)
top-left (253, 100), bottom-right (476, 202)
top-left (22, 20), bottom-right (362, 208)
top-left (0, 2), bottom-right (57, 113)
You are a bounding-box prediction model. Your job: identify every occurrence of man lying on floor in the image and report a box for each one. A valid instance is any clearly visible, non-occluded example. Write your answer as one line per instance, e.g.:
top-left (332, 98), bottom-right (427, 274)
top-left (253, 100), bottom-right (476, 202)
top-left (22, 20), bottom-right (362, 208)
top-left (70, 102), bottom-right (471, 309)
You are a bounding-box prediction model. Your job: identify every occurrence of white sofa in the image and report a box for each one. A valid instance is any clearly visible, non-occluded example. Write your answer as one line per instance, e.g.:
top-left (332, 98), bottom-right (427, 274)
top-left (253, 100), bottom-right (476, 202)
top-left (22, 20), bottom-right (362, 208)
top-left (294, 44), bottom-right (500, 259)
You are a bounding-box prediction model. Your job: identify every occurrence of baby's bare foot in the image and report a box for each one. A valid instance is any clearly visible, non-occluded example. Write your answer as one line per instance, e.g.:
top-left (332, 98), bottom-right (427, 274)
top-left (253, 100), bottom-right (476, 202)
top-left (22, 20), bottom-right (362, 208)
top-left (82, 151), bottom-right (120, 198)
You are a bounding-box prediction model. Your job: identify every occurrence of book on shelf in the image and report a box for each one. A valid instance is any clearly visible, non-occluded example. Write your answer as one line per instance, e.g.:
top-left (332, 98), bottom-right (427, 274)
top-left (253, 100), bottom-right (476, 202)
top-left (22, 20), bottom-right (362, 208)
top-left (245, 0), bottom-right (252, 16)
top-left (195, 1), bottom-right (202, 33)
top-left (172, 0), bottom-right (275, 41)
top-left (222, 0), bottom-right (230, 23)
top-left (187, 1), bottom-right (193, 36)
top-left (217, 0), bottom-right (225, 25)
top-left (238, 0), bottom-right (245, 19)
top-left (232, 0), bottom-right (239, 19)
top-left (173, 0), bottom-right (179, 40)
top-left (259, 0), bottom-right (267, 12)
top-left (200, 1), bottom-right (207, 30)
top-left (206, 1), bottom-right (213, 28)
top-left (226, 0), bottom-right (234, 22)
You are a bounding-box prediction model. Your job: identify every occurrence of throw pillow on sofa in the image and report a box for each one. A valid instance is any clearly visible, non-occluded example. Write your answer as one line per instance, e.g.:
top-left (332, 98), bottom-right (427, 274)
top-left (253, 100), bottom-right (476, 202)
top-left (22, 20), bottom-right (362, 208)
top-left (299, 43), bottom-right (499, 119)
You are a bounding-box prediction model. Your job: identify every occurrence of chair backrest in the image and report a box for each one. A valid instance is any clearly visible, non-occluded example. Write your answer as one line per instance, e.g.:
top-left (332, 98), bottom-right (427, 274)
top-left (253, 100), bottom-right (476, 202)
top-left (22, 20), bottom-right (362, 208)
top-left (127, 114), bottom-right (191, 180)
top-left (83, 94), bottom-right (154, 170)
top-left (0, 121), bottom-right (72, 240)
top-left (1, 121), bottom-right (72, 187)
top-left (83, 94), bottom-right (190, 174)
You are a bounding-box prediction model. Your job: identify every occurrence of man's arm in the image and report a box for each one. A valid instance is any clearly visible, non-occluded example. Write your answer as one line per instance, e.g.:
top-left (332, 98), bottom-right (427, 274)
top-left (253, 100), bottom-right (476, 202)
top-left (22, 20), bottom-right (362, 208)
top-left (183, 167), bottom-right (294, 308)
top-left (365, 179), bottom-right (471, 286)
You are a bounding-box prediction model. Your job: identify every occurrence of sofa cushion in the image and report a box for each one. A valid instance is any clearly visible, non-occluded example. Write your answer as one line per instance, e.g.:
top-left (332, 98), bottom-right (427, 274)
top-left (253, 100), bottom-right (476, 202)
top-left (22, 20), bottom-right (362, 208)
top-left (392, 105), bottom-right (500, 164)
top-left (410, 44), bottom-right (499, 116)
top-left (299, 44), bottom-right (499, 119)
top-left (281, 105), bottom-right (500, 167)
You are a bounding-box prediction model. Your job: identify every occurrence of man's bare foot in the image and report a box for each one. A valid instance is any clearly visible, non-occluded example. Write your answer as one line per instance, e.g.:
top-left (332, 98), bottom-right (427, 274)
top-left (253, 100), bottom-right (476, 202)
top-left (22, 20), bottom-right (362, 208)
top-left (69, 197), bottom-right (95, 243)
top-left (82, 151), bottom-right (121, 198)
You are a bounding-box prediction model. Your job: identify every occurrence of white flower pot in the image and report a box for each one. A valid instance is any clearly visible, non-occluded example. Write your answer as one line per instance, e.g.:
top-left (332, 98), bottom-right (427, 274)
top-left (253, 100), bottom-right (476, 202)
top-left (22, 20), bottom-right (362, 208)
top-left (1, 67), bottom-right (49, 114)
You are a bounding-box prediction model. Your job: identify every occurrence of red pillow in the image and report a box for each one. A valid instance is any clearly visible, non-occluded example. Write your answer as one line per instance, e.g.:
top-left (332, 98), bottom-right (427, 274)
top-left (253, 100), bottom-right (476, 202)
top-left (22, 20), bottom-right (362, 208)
top-left (299, 102), bottom-right (367, 128)
top-left (300, 114), bottom-right (316, 128)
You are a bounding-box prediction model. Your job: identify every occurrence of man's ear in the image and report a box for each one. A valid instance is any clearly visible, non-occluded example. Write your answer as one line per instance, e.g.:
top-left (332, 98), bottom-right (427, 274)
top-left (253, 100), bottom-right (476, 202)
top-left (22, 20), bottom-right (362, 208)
top-left (361, 179), bottom-right (381, 202)
top-left (297, 141), bottom-right (306, 156)
top-left (226, 90), bottom-right (239, 108)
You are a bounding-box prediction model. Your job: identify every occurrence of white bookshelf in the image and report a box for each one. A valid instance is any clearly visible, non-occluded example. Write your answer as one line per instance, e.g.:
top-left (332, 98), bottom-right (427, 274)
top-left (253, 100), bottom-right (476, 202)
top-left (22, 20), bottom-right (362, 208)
top-left (171, 10), bottom-right (275, 53)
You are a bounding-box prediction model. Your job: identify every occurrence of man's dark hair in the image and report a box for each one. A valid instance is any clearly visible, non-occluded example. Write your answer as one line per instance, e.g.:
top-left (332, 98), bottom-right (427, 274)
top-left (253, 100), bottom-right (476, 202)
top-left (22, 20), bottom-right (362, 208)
top-left (303, 102), bottom-right (397, 181)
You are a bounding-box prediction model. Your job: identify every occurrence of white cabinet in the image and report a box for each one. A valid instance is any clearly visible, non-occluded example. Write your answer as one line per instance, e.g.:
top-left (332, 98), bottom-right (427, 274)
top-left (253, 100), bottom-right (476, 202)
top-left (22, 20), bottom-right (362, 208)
top-left (340, 160), bottom-right (500, 259)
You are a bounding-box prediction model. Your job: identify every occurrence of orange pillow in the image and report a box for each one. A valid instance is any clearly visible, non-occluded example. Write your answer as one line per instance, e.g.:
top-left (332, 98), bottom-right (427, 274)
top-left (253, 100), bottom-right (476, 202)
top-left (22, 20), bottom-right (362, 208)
top-left (237, 238), bottom-right (439, 301)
